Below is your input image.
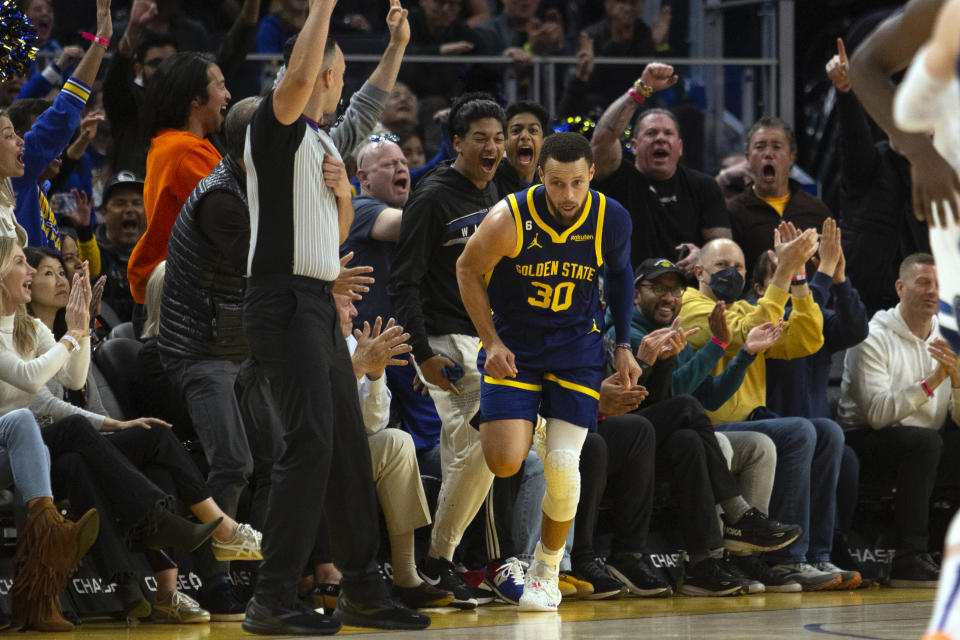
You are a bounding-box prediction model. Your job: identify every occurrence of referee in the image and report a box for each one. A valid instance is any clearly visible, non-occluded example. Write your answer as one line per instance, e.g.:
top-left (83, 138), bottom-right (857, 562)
top-left (240, 0), bottom-right (427, 634)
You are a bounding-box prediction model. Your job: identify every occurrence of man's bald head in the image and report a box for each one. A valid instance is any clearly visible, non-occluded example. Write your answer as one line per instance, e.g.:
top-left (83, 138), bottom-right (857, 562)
top-left (356, 139), bottom-right (411, 208)
top-left (698, 238), bottom-right (744, 268)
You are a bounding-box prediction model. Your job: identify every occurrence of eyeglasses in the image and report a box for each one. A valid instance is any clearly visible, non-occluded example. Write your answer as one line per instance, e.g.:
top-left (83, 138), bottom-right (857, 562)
top-left (638, 283), bottom-right (684, 298)
top-left (369, 133), bottom-right (399, 143)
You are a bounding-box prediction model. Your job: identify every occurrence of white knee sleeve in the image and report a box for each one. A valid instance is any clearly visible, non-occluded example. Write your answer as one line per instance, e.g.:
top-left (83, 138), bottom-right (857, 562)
top-left (541, 419), bottom-right (587, 522)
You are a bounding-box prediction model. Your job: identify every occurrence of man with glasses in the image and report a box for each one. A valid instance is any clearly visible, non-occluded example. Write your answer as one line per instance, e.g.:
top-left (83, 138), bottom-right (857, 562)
top-left (603, 257), bottom-right (803, 595)
top-left (344, 135), bottom-right (447, 481)
top-left (344, 134), bottom-right (409, 328)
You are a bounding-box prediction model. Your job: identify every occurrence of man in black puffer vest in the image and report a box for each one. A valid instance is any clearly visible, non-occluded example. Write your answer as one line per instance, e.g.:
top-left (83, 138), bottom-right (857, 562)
top-left (158, 97), bottom-right (279, 574)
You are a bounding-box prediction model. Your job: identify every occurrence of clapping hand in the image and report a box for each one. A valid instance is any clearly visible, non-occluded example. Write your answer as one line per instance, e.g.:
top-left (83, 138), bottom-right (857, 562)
top-left (352, 316), bottom-right (412, 379)
top-left (708, 300), bottom-right (732, 345)
top-left (744, 319), bottom-right (784, 355)
top-left (929, 338), bottom-right (960, 388)
top-left (333, 252), bottom-right (374, 300)
top-left (817, 217), bottom-right (842, 279)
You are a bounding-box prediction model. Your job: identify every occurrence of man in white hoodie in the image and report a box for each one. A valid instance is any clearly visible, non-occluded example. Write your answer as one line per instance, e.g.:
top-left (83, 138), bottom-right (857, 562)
top-left (839, 252), bottom-right (960, 588)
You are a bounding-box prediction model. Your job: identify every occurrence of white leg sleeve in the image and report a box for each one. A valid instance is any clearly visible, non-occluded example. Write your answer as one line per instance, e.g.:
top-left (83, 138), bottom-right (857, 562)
top-left (540, 419), bottom-right (588, 522)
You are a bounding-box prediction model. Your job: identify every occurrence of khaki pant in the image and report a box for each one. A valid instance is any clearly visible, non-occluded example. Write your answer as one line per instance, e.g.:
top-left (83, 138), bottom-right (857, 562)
top-left (413, 334), bottom-right (494, 560)
top-left (369, 428), bottom-right (431, 534)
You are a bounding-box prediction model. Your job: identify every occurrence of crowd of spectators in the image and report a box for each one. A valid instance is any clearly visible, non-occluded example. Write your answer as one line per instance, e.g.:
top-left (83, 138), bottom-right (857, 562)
top-left (0, 0), bottom-right (956, 633)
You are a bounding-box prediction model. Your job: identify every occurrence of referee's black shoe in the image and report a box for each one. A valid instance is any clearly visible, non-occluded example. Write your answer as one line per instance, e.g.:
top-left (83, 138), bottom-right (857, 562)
top-left (333, 591), bottom-right (430, 630)
top-left (241, 596), bottom-right (341, 635)
top-left (723, 508), bottom-right (802, 553)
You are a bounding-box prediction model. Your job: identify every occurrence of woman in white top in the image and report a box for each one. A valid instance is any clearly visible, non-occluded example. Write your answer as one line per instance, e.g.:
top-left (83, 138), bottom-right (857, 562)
top-left (0, 110), bottom-right (104, 632)
top-left (0, 228), bottom-right (231, 617)
top-left (25, 248), bottom-right (264, 622)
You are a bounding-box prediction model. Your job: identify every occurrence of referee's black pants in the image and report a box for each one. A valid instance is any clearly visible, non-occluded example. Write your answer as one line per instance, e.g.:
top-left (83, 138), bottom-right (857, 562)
top-left (245, 276), bottom-right (385, 607)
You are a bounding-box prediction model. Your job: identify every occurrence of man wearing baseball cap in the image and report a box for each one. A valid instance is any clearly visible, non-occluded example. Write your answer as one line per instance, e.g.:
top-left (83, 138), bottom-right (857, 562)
top-left (600, 256), bottom-right (804, 594)
top-left (96, 170), bottom-right (146, 322)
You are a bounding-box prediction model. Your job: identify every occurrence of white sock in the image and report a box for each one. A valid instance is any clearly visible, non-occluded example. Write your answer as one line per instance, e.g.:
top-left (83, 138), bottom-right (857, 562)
top-left (534, 540), bottom-right (564, 573)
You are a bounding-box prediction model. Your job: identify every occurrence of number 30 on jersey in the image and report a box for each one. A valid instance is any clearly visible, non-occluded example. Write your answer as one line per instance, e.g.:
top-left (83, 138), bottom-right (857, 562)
top-left (528, 281), bottom-right (574, 312)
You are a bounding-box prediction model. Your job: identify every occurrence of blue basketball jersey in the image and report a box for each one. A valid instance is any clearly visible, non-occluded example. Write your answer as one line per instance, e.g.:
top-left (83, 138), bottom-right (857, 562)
top-left (485, 185), bottom-right (609, 369)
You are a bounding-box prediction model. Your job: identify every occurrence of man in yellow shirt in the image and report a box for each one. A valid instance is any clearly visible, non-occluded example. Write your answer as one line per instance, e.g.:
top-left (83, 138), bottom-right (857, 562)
top-left (678, 227), bottom-right (851, 590)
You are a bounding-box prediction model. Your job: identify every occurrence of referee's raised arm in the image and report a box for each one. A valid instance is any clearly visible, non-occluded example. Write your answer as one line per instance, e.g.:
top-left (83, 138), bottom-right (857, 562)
top-left (272, 0), bottom-right (336, 125)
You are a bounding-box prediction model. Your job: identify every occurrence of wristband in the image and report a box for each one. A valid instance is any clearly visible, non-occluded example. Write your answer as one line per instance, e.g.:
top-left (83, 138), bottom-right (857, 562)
top-left (615, 342), bottom-right (632, 351)
top-left (61, 334), bottom-right (80, 352)
top-left (82, 32), bottom-right (110, 47)
top-left (627, 88), bottom-right (645, 105)
top-left (710, 336), bottom-right (729, 350)
top-left (633, 78), bottom-right (654, 98)
top-left (835, 82), bottom-right (851, 92)
top-left (921, 378), bottom-right (935, 398)
top-left (790, 278), bottom-right (807, 287)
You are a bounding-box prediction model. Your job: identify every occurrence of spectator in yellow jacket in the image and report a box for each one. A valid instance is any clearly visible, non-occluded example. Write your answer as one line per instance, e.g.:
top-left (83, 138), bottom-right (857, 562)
top-left (674, 223), bottom-right (858, 591)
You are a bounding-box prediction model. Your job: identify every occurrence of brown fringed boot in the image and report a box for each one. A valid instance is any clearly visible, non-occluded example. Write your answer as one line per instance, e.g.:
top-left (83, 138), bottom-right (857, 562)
top-left (11, 498), bottom-right (99, 632)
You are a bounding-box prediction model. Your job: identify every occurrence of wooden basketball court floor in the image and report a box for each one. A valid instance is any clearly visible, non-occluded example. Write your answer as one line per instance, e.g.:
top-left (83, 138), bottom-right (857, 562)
top-left (28, 587), bottom-right (939, 639)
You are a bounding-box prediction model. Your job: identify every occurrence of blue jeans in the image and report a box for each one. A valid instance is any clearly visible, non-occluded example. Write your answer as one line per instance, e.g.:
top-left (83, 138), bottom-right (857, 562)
top-left (717, 417), bottom-right (844, 563)
top-left (0, 408), bottom-right (52, 502)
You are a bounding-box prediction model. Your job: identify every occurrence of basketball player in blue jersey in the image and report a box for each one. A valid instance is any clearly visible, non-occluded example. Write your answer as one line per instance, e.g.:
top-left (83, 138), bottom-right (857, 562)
top-left (456, 132), bottom-right (640, 611)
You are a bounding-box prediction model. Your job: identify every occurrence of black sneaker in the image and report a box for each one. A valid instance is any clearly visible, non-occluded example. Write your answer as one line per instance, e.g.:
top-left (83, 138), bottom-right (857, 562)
top-left (889, 552), bottom-right (940, 588)
top-left (570, 557), bottom-right (625, 600)
top-left (720, 554), bottom-right (764, 594)
top-left (242, 596), bottom-right (341, 635)
top-left (605, 552), bottom-right (672, 597)
top-left (723, 508), bottom-right (802, 553)
top-left (196, 579), bottom-right (247, 621)
top-left (680, 557), bottom-right (748, 597)
top-left (729, 554), bottom-right (801, 593)
top-left (333, 591), bottom-right (430, 630)
top-left (419, 556), bottom-right (492, 609)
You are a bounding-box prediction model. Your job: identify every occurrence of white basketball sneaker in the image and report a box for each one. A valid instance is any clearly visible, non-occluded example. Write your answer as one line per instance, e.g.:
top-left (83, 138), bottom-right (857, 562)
top-left (519, 559), bottom-right (562, 612)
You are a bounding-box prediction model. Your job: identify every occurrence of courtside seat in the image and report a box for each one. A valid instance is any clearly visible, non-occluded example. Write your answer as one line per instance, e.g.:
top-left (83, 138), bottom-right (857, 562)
top-left (92, 338), bottom-right (143, 420)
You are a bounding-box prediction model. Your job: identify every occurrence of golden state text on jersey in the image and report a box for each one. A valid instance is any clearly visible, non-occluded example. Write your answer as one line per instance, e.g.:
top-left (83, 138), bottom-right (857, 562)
top-left (485, 185), bottom-right (633, 370)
